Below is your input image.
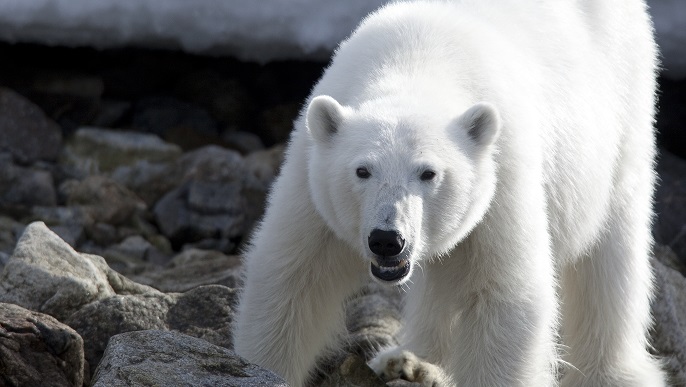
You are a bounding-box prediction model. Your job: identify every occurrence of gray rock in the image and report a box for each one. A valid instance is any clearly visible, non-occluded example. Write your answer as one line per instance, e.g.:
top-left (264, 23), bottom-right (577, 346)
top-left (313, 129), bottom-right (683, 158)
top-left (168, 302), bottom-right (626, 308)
top-left (109, 159), bottom-right (177, 206)
top-left (92, 330), bottom-right (287, 387)
top-left (67, 292), bottom-right (174, 375)
top-left (0, 215), bottom-right (24, 255)
top-left (0, 153), bottom-right (57, 216)
top-left (0, 87), bottom-right (63, 163)
top-left (66, 175), bottom-right (146, 226)
top-left (129, 248), bottom-right (243, 292)
top-left (153, 147), bottom-right (250, 250)
top-left (104, 235), bottom-right (157, 263)
top-left (153, 181), bottom-right (244, 248)
top-left (651, 249), bottom-right (686, 386)
top-left (0, 221), bottom-right (156, 321)
top-left (222, 130), bottom-right (266, 154)
top-left (60, 126), bottom-right (182, 175)
top-left (66, 284), bottom-right (237, 377)
top-left (177, 145), bottom-right (246, 182)
top-left (0, 302), bottom-right (85, 387)
top-left (166, 285), bottom-right (237, 350)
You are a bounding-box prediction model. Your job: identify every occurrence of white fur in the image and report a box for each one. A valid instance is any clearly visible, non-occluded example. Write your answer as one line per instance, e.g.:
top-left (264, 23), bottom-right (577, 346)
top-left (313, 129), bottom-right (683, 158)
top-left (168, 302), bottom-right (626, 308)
top-left (234, 0), bottom-right (665, 386)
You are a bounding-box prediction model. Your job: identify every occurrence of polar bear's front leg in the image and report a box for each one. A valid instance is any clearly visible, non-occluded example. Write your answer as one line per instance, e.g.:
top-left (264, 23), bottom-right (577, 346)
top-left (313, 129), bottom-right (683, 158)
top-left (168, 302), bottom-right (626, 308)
top-left (234, 215), bottom-right (365, 386)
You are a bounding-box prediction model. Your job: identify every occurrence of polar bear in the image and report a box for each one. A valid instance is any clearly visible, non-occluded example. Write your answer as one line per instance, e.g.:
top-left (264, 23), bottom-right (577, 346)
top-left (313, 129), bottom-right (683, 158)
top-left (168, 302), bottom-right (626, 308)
top-left (234, 0), bottom-right (665, 386)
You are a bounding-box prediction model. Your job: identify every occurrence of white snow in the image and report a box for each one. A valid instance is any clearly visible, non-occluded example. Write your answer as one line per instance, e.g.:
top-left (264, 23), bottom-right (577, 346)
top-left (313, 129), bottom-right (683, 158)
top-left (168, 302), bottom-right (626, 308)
top-left (0, 0), bottom-right (683, 78)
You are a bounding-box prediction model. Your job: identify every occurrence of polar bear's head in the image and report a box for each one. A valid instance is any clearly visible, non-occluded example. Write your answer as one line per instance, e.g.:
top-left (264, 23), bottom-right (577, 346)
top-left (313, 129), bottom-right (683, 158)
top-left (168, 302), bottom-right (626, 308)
top-left (306, 95), bottom-right (501, 285)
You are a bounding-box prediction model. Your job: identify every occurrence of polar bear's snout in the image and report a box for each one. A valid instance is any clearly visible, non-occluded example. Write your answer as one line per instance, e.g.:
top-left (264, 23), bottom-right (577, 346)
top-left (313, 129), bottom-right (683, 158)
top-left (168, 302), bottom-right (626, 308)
top-left (368, 229), bottom-right (405, 257)
top-left (367, 229), bottom-right (412, 284)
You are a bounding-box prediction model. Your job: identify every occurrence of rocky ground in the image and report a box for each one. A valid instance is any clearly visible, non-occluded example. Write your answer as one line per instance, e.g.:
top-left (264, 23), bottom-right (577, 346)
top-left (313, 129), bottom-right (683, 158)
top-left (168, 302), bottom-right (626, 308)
top-left (0, 43), bottom-right (684, 386)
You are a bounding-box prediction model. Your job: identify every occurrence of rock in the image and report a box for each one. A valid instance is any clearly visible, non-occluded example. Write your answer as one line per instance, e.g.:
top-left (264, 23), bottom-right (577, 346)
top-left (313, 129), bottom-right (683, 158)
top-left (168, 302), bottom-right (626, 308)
top-left (66, 292), bottom-right (174, 374)
top-left (91, 330), bottom-right (287, 387)
top-left (60, 126), bottom-right (182, 175)
top-left (91, 99), bottom-right (131, 128)
top-left (67, 285), bottom-right (237, 377)
top-left (132, 96), bottom-right (218, 139)
top-left (109, 159), bottom-right (178, 206)
top-left (0, 153), bottom-right (57, 217)
top-left (0, 302), bottom-right (85, 387)
top-left (177, 145), bottom-right (246, 182)
top-left (655, 149), bottom-right (686, 260)
top-left (0, 221), bottom-right (156, 321)
top-left (0, 87), bottom-right (63, 163)
top-left (222, 130), bottom-right (265, 154)
top-left (166, 285), bottom-right (237, 350)
top-left (320, 354), bottom-right (386, 387)
top-left (104, 235), bottom-right (156, 262)
top-left (67, 175), bottom-right (146, 226)
top-left (0, 215), bottom-right (25, 255)
top-left (153, 181), bottom-right (245, 250)
top-left (29, 206), bottom-right (91, 247)
top-left (153, 146), bottom-right (251, 250)
top-left (128, 248), bottom-right (243, 292)
top-left (651, 249), bottom-right (686, 386)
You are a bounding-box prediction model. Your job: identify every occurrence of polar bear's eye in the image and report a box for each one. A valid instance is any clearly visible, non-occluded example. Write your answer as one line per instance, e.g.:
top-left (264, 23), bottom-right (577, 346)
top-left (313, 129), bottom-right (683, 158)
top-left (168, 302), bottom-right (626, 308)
top-left (420, 170), bottom-right (436, 181)
top-left (356, 167), bottom-right (371, 179)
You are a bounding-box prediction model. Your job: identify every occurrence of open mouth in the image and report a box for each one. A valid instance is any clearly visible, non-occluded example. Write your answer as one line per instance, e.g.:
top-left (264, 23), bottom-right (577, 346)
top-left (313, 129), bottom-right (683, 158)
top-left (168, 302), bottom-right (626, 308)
top-left (370, 258), bottom-right (411, 283)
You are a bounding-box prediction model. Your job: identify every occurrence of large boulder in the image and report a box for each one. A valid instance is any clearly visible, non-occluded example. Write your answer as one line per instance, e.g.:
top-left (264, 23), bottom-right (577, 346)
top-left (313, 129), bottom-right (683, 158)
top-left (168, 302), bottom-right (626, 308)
top-left (0, 222), bottom-right (155, 322)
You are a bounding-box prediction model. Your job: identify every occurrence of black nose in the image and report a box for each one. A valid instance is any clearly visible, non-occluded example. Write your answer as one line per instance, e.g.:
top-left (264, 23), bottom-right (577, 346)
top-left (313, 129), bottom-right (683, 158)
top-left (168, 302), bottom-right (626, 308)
top-left (368, 229), bottom-right (405, 257)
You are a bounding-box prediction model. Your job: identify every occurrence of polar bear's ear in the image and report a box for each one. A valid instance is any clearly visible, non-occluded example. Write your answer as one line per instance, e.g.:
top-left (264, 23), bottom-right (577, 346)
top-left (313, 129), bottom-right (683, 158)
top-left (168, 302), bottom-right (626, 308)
top-left (307, 95), bottom-right (347, 143)
top-left (456, 102), bottom-right (501, 147)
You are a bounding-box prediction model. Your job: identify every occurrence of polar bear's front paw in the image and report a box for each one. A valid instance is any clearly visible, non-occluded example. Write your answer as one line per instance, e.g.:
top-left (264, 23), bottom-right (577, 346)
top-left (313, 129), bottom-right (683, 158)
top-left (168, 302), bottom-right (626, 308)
top-left (369, 347), bottom-right (448, 387)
